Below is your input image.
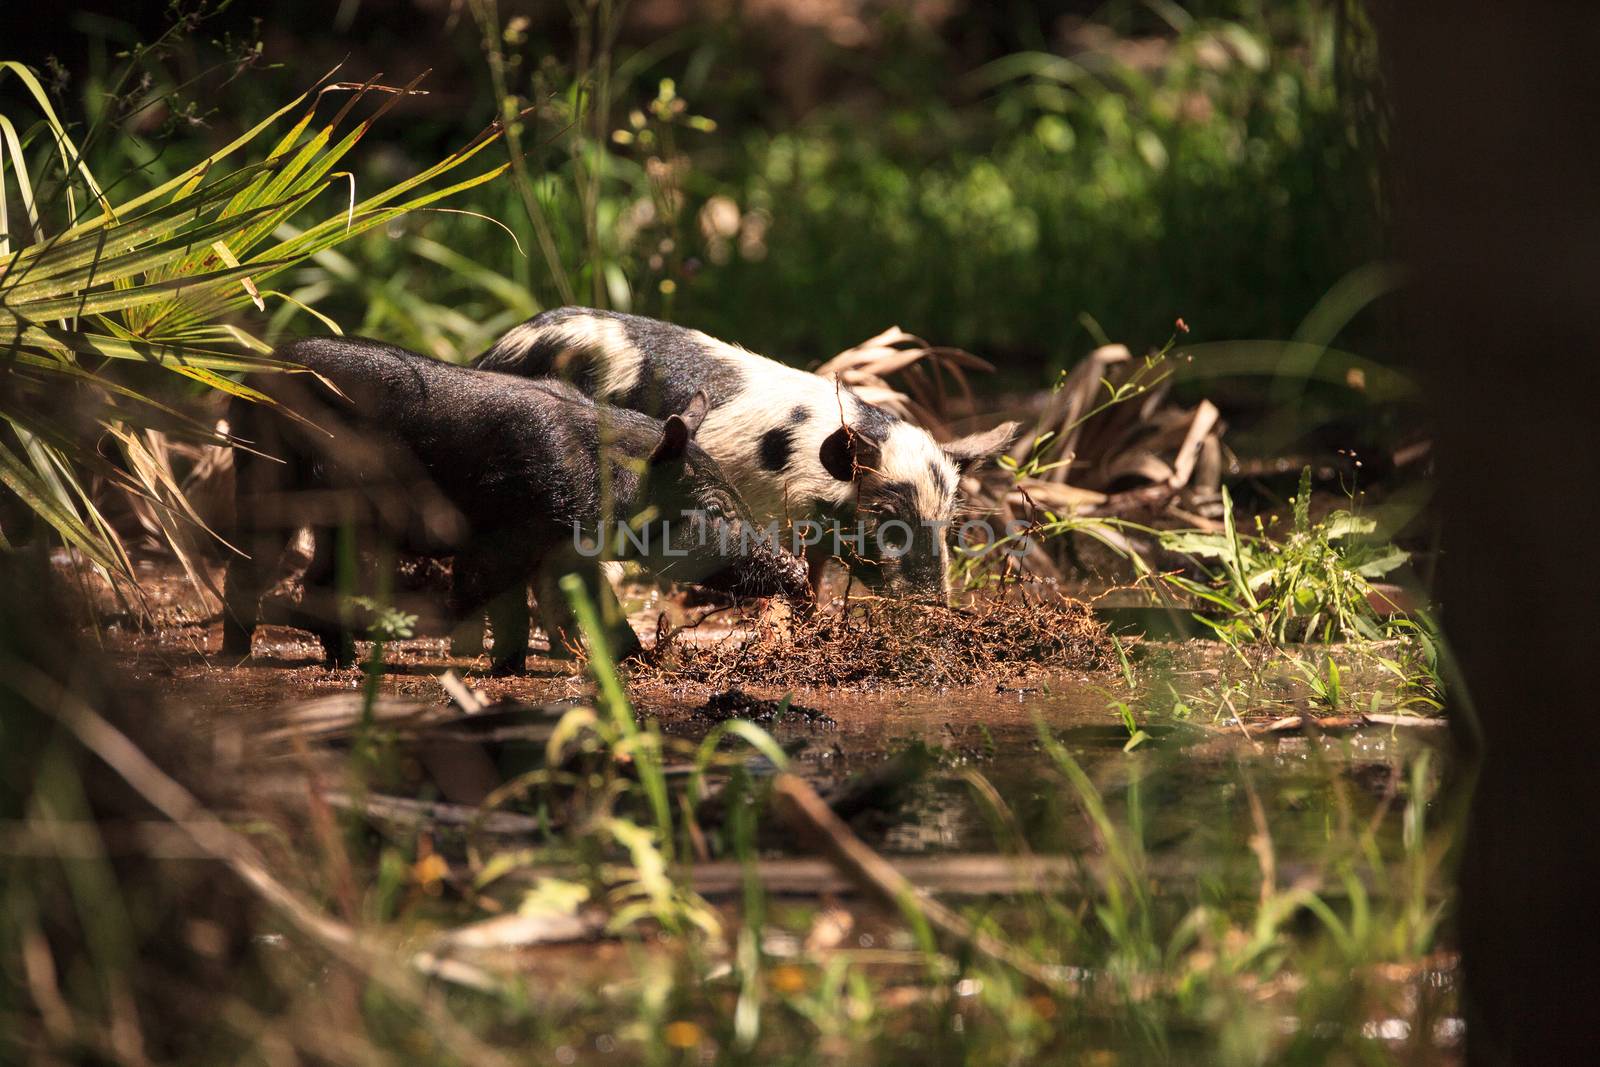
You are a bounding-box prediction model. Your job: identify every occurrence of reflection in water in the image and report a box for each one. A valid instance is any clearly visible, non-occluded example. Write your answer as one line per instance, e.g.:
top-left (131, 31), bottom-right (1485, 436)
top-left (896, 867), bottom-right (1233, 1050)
top-left (789, 684), bottom-right (1450, 875)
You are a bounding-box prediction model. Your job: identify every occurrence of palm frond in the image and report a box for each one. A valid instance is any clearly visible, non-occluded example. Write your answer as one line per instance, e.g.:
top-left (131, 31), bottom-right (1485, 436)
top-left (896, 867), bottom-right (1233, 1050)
top-left (0, 61), bottom-right (516, 598)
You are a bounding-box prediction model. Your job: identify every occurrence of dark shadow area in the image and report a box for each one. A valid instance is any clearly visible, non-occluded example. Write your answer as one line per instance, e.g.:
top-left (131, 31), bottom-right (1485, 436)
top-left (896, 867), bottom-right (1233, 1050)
top-left (1386, 4), bottom-right (1600, 1062)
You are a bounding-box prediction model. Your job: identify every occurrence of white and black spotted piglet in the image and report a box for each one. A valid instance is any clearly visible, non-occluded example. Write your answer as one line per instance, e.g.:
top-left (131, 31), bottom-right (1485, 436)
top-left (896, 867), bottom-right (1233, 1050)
top-left (474, 307), bottom-right (1019, 602)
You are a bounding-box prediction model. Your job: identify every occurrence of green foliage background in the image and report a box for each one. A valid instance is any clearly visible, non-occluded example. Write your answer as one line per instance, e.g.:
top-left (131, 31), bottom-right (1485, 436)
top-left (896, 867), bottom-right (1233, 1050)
top-left (12, 0), bottom-right (1383, 372)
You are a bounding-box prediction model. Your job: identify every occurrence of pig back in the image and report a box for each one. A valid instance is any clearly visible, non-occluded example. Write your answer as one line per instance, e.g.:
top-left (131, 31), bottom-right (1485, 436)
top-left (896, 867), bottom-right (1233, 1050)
top-left (263, 338), bottom-right (668, 547)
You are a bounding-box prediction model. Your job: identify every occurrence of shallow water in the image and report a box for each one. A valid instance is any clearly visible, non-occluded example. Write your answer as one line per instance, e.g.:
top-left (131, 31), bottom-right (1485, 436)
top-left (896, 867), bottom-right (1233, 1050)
top-left (92, 563), bottom-right (1461, 1062)
top-left (748, 682), bottom-right (1451, 878)
top-left (101, 564), bottom-right (1453, 892)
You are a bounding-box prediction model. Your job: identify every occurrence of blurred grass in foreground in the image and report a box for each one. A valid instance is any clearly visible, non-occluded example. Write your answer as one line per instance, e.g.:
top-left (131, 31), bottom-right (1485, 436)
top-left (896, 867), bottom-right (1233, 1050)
top-left (0, 554), bottom-right (1458, 1065)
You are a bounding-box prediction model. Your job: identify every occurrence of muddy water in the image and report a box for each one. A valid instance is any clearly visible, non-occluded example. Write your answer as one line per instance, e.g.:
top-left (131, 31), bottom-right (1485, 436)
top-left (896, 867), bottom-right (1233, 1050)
top-left (98, 560), bottom-right (1452, 882)
top-left (112, 616), bottom-right (1451, 924)
top-left (733, 683), bottom-right (1452, 877)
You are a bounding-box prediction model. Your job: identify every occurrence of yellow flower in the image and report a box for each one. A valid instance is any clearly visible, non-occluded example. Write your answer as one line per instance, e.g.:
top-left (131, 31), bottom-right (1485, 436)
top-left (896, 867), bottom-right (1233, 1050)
top-left (769, 964), bottom-right (808, 995)
top-left (411, 853), bottom-right (449, 892)
top-left (663, 1021), bottom-right (703, 1049)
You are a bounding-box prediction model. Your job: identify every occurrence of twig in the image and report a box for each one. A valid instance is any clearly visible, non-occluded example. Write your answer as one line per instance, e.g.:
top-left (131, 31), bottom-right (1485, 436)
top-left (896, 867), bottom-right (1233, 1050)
top-left (769, 773), bottom-right (1067, 992)
top-left (438, 669), bottom-right (488, 714)
top-left (1363, 713), bottom-right (1447, 729)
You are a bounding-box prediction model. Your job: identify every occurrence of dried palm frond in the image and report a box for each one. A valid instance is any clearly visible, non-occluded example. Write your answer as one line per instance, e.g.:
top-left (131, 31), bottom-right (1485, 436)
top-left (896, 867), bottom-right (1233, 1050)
top-left (812, 327), bottom-right (1230, 582)
top-left (815, 326), bottom-right (993, 435)
top-left (1008, 343), bottom-right (1224, 500)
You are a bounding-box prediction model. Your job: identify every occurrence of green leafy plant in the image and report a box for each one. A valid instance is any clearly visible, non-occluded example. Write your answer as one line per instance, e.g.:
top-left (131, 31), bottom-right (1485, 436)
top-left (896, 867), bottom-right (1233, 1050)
top-left (0, 57), bottom-right (511, 590)
top-left (345, 596), bottom-right (418, 644)
top-left (1157, 467), bottom-right (1410, 643)
top-left (1291, 652), bottom-right (1344, 711)
top-left (1109, 697), bottom-right (1152, 752)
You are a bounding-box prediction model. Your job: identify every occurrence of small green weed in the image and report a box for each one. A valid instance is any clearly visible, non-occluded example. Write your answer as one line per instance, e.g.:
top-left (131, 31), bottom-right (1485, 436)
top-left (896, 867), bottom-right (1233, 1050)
top-left (1158, 467), bottom-right (1411, 644)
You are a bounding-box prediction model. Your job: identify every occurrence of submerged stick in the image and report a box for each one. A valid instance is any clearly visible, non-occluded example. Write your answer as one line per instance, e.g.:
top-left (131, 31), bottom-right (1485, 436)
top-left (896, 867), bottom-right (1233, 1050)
top-left (769, 772), bottom-right (1066, 992)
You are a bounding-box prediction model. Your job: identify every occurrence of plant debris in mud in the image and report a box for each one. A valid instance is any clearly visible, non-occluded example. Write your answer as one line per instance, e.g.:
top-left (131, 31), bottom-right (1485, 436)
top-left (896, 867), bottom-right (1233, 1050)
top-left (689, 688), bottom-right (835, 728)
top-left (643, 587), bottom-right (1117, 689)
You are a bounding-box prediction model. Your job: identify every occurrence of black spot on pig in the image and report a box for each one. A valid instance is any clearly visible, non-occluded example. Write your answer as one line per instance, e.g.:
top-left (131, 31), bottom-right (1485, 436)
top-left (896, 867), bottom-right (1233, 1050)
top-left (477, 308), bottom-right (604, 396)
top-left (608, 308), bottom-right (745, 415)
top-left (789, 405), bottom-right (810, 425)
top-left (475, 307), bottom-right (748, 420)
top-left (846, 400), bottom-right (896, 444)
top-left (760, 427), bottom-right (794, 472)
top-left (612, 311), bottom-right (747, 417)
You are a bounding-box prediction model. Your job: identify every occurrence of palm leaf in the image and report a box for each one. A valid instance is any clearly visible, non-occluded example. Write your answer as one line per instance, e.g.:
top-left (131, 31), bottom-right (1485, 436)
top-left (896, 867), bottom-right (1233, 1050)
top-left (0, 61), bottom-right (516, 603)
top-left (0, 433), bottom-right (122, 572)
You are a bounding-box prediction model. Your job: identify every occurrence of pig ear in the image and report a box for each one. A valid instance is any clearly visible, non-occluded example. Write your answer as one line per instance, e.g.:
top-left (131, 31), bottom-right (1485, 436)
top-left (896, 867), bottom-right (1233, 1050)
top-left (650, 416), bottom-right (694, 465)
top-left (818, 424), bottom-right (880, 481)
top-left (646, 391), bottom-right (710, 463)
top-left (679, 391), bottom-right (710, 436)
top-left (649, 392), bottom-right (710, 465)
top-left (942, 421), bottom-right (1021, 475)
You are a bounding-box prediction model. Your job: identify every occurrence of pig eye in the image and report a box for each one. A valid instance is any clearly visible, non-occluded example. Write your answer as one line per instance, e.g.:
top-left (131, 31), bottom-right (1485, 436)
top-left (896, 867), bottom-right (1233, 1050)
top-left (702, 492), bottom-right (737, 520)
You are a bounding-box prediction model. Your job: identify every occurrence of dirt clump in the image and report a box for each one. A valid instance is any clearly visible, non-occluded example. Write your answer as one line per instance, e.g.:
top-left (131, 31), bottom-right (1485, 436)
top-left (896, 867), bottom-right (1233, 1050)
top-left (688, 688), bottom-right (835, 728)
top-left (643, 586), bottom-right (1117, 689)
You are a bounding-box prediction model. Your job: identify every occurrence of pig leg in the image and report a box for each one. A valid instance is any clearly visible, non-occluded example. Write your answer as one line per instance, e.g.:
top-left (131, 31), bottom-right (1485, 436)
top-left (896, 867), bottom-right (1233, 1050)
top-left (294, 525), bottom-right (359, 667)
top-left (533, 558), bottom-right (581, 659)
top-left (221, 443), bottom-right (291, 657)
top-left (451, 546), bottom-right (531, 674)
top-left (448, 597), bottom-right (486, 660)
top-left (485, 586), bottom-right (530, 675)
top-left (804, 545), bottom-right (831, 598)
top-left (221, 495), bottom-right (282, 657)
top-left (533, 551), bottom-right (643, 662)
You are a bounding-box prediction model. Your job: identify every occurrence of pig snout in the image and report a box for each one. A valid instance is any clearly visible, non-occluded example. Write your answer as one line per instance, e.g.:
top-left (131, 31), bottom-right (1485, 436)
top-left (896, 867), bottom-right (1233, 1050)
top-left (884, 526), bottom-right (953, 606)
top-left (696, 522), bottom-right (813, 603)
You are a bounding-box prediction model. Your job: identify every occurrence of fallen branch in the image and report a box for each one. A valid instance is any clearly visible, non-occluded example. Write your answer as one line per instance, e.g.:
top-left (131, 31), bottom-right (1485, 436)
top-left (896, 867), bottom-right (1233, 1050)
top-left (1264, 713), bottom-right (1446, 734)
top-left (768, 773), bottom-right (1067, 991)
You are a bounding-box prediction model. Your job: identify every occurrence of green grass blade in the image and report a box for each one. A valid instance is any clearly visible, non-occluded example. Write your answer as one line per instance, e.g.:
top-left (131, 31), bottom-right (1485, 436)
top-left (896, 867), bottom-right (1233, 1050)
top-left (6, 261), bottom-right (288, 321)
top-left (1, 200), bottom-right (294, 302)
top-left (53, 80), bottom-right (325, 237)
top-left (16, 325), bottom-right (291, 375)
top-left (0, 432), bottom-right (120, 572)
top-left (0, 61), bottom-right (110, 220)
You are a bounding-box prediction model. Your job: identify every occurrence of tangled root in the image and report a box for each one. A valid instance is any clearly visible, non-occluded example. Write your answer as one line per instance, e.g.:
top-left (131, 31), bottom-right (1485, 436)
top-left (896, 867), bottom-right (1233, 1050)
top-left (642, 584), bottom-right (1118, 690)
